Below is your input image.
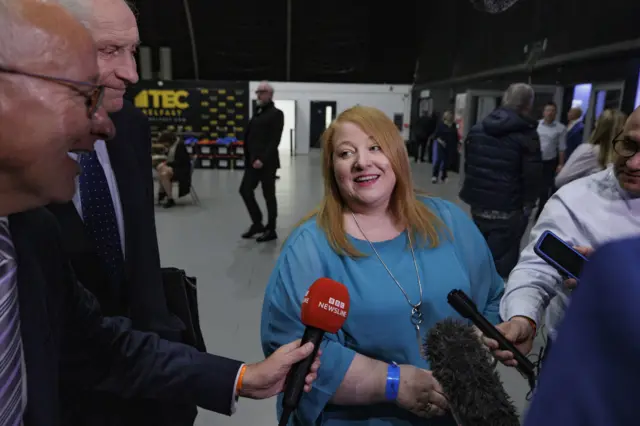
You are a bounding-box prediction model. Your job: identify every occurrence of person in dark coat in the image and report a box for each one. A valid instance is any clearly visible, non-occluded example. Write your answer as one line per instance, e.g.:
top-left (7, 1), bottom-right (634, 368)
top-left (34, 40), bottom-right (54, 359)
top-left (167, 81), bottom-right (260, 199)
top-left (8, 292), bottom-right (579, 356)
top-left (431, 110), bottom-right (459, 183)
top-left (459, 83), bottom-right (543, 278)
top-left (413, 110), bottom-right (437, 163)
top-left (240, 81), bottom-right (285, 243)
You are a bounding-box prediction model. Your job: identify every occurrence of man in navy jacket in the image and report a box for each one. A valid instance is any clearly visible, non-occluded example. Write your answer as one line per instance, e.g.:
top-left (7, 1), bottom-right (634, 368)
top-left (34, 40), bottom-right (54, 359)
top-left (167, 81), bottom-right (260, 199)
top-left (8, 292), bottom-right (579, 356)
top-left (459, 83), bottom-right (542, 278)
top-left (523, 235), bottom-right (640, 426)
top-left (0, 2), bottom-right (319, 425)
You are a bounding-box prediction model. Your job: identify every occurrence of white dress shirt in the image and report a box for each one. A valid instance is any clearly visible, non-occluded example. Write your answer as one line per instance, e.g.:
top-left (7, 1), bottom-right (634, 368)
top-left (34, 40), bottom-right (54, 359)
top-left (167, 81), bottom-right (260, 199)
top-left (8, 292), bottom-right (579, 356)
top-left (537, 120), bottom-right (567, 161)
top-left (500, 168), bottom-right (640, 340)
top-left (69, 140), bottom-right (126, 256)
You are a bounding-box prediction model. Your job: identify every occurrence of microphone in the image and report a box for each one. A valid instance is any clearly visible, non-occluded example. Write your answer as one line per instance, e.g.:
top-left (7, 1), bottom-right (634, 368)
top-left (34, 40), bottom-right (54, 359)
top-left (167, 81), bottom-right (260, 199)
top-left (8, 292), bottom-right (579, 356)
top-left (447, 289), bottom-right (536, 389)
top-left (279, 278), bottom-right (350, 426)
top-left (425, 318), bottom-right (520, 426)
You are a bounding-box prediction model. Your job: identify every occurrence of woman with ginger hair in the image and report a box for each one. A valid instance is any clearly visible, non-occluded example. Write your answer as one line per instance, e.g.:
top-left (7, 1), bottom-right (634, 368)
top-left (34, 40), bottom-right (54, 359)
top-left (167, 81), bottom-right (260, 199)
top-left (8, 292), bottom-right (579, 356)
top-left (261, 106), bottom-right (503, 425)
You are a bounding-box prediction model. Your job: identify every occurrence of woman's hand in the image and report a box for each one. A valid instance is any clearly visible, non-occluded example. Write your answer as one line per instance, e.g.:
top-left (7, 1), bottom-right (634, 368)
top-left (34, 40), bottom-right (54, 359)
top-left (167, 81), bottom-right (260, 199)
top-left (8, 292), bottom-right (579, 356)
top-left (564, 246), bottom-right (594, 290)
top-left (396, 365), bottom-right (448, 418)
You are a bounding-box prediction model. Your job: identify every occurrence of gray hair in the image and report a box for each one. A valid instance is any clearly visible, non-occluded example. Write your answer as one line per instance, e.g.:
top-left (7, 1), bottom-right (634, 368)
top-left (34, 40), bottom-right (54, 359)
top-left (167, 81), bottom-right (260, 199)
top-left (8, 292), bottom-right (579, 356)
top-left (257, 80), bottom-right (274, 93)
top-left (502, 83), bottom-right (535, 113)
top-left (0, 0), bottom-right (26, 66)
top-left (53, 0), bottom-right (136, 29)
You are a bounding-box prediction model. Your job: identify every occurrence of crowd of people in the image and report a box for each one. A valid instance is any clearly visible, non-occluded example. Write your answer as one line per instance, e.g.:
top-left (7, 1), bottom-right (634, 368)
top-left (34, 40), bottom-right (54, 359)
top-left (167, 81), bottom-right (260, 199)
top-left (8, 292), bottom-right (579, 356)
top-left (1, 0), bottom-right (638, 425)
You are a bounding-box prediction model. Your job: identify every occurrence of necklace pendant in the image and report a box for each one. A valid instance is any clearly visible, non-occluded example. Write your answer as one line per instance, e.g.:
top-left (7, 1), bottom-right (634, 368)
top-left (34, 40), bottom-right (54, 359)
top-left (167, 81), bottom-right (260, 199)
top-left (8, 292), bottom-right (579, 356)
top-left (410, 306), bottom-right (423, 326)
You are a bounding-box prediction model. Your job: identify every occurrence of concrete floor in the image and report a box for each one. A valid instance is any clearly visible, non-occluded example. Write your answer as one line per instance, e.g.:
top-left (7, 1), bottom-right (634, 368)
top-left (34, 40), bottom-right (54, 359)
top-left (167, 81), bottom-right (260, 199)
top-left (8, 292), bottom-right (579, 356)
top-left (154, 150), bottom-right (547, 426)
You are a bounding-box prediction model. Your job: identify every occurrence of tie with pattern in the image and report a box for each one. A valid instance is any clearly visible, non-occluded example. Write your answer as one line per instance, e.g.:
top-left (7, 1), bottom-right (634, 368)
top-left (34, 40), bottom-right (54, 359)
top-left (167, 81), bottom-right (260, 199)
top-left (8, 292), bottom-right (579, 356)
top-left (0, 220), bottom-right (24, 426)
top-left (79, 152), bottom-right (125, 283)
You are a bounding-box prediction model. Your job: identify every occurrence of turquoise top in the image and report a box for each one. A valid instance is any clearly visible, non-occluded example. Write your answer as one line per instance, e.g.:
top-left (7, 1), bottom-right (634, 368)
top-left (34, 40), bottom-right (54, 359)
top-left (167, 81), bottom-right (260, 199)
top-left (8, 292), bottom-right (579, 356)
top-left (260, 197), bottom-right (504, 425)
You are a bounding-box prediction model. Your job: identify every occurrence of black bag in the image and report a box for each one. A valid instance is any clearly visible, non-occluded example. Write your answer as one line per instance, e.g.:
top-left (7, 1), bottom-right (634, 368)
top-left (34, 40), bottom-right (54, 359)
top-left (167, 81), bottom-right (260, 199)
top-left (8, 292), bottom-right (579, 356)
top-left (161, 267), bottom-right (207, 352)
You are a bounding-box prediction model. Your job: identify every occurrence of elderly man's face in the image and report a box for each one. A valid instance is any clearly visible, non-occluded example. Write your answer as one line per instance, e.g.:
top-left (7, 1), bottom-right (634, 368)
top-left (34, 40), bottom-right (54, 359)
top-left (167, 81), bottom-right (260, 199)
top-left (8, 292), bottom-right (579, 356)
top-left (256, 85), bottom-right (272, 106)
top-left (615, 108), bottom-right (640, 195)
top-left (0, 2), bottom-right (115, 208)
top-left (91, 0), bottom-right (140, 113)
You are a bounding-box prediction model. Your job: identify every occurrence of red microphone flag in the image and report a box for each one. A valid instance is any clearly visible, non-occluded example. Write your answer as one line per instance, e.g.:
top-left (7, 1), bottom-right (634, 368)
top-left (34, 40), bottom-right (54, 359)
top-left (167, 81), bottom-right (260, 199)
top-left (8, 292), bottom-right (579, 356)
top-left (300, 278), bottom-right (350, 334)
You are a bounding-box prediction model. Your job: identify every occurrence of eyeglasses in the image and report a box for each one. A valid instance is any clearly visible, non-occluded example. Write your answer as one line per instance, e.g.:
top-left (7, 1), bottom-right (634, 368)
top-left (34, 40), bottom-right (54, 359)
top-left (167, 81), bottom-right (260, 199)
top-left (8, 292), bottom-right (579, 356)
top-left (0, 65), bottom-right (105, 117)
top-left (612, 131), bottom-right (640, 159)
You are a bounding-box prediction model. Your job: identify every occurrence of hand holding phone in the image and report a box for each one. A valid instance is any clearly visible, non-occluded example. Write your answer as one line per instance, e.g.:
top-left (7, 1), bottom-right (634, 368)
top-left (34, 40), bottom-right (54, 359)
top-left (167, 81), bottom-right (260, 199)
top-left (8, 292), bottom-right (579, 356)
top-left (534, 231), bottom-right (589, 281)
top-left (563, 246), bottom-right (594, 289)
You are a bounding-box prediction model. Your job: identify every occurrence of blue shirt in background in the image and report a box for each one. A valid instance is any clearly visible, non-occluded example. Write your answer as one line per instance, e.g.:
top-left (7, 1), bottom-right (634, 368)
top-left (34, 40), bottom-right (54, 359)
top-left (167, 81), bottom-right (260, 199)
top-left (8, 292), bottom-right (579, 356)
top-left (260, 198), bottom-right (504, 426)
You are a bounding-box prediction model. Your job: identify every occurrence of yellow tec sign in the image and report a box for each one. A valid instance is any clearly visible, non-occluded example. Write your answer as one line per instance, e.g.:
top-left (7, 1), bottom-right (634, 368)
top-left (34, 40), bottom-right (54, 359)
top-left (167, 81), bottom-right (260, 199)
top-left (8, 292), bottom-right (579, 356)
top-left (134, 90), bottom-right (190, 109)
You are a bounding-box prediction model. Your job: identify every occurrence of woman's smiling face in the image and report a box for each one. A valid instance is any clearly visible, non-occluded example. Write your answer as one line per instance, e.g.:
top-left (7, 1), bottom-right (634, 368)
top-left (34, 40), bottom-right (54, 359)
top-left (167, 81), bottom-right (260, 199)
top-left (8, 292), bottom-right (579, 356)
top-left (332, 121), bottom-right (396, 210)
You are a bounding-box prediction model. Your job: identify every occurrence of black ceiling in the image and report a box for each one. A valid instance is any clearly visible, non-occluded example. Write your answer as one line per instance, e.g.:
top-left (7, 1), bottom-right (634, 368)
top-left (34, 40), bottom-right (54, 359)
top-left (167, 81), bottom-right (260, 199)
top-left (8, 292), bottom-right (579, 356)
top-left (131, 0), bottom-right (422, 84)
top-left (414, 0), bottom-right (640, 85)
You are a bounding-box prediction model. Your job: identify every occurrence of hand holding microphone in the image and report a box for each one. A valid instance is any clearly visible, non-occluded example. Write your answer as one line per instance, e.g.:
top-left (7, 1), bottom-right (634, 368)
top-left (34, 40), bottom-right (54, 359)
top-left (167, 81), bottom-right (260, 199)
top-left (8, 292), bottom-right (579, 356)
top-left (279, 278), bottom-right (350, 426)
top-left (482, 317), bottom-right (536, 367)
top-left (237, 340), bottom-right (322, 400)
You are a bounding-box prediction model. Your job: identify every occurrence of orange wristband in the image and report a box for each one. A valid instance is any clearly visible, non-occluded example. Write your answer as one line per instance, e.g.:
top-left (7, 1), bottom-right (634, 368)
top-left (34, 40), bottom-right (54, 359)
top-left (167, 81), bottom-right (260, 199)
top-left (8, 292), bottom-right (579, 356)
top-left (236, 365), bottom-right (247, 394)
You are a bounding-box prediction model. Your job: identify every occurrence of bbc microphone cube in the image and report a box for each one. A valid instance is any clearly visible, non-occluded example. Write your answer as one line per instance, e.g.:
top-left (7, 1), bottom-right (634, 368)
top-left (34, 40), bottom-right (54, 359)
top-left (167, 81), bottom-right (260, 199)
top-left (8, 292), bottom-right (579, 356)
top-left (300, 277), bottom-right (350, 333)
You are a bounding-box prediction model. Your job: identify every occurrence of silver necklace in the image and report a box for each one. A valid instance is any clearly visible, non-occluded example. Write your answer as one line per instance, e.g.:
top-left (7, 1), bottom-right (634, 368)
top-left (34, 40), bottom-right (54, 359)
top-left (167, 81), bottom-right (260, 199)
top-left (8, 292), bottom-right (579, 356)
top-left (351, 213), bottom-right (424, 349)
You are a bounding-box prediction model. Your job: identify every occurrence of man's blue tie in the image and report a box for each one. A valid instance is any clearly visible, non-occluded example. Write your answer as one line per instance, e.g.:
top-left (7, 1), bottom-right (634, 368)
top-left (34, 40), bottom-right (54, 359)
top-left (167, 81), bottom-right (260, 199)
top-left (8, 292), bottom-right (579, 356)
top-left (0, 220), bottom-right (24, 426)
top-left (79, 152), bottom-right (125, 283)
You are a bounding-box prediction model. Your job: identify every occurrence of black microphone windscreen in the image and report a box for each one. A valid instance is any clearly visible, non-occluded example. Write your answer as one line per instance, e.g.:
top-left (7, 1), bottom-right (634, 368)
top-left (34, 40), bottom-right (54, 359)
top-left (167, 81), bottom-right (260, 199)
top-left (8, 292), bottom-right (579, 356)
top-left (424, 319), bottom-right (519, 426)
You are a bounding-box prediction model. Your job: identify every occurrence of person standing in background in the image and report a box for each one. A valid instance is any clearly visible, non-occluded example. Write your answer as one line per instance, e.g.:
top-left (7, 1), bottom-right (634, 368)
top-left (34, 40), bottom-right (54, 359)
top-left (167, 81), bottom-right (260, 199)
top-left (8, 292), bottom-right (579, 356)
top-left (563, 106), bottom-right (584, 161)
top-left (240, 81), bottom-right (285, 243)
top-left (536, 101), bottom-right (566, 219)
top-left (555, 109), bottom-right (626, 189)
top-left (46, 0), bottom-right (192, 424)
top-left (413, 110), bottom-right (437, 163)
top-left (431, 110), bottom-right (458, 183)
top-left (459, 83), bottom-right (542, 279)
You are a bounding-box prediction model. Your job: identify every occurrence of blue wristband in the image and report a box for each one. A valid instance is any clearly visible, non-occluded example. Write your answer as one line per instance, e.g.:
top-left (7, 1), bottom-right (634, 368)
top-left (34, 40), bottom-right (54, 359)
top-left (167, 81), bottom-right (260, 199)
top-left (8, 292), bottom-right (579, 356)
top-left (385, 363), bottom-right (400, 401)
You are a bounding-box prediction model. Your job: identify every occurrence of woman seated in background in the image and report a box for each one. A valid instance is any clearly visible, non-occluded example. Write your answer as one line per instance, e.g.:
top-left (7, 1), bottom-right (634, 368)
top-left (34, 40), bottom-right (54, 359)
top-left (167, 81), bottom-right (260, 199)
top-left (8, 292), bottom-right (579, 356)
top-left (555, 109), bottom-right (626, 188)
top-left (260, 106), bottom-right (504, 426)
top-left (431, 110), bottom-right (458, 184)
top-left (156, 131), bottom-right (191, 208)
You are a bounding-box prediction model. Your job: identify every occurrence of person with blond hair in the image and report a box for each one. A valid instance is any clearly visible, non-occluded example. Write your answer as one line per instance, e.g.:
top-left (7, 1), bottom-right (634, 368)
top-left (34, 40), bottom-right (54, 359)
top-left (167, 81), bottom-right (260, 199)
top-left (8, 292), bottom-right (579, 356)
top-left (555, 109), bottom-right (626, 188)
top-left (260, 105), bottom-right (504, 425)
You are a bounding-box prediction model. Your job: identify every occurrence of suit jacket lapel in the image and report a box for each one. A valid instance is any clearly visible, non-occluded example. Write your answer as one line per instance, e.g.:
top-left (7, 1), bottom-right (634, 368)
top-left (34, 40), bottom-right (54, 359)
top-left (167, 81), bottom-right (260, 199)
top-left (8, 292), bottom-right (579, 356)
top-left (10, 212), bottom-right (53, 374)
top-left (106, 135), bottom-right (136, 277)
top-left (10, 211), bottom-right (56, 426)
top-left (46, 201), bottom-right (87, 255)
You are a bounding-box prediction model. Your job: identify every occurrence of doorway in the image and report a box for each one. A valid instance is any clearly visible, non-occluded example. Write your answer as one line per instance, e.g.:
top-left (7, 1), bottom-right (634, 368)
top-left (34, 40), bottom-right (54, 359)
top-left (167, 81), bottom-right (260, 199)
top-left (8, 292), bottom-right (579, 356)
top-left (310, 101), bottom-right (337, 149)
top-left (273, 100), bottom-right (296, 154)
top-left (584, 82), bottom-right (624, 137)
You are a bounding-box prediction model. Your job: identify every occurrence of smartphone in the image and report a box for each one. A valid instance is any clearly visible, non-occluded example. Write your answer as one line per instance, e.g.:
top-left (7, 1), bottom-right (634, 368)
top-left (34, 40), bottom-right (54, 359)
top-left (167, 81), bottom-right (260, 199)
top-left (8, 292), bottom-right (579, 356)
top-left (534, 231), bottom-right (588, 280)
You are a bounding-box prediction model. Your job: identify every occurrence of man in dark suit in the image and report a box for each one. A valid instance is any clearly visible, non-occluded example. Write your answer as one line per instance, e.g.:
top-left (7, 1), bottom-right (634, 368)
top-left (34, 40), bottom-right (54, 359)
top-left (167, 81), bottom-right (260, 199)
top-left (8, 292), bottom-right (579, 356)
top-left (46, 0), bottom-right (193, 424)
top-left (564, 106), bottom-right (585, 161)
top-left (413, 110), bottom-right (437, 163)
top-left (240, 81), bottom-right (285, 242)
top-left (0, 2), bottom-right (319, 426)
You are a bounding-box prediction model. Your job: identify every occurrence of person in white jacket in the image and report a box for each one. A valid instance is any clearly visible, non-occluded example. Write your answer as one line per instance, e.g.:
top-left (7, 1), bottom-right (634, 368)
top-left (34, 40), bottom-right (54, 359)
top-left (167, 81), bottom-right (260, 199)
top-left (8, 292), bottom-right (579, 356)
top-left (483, 106), bottom-right (640, 368)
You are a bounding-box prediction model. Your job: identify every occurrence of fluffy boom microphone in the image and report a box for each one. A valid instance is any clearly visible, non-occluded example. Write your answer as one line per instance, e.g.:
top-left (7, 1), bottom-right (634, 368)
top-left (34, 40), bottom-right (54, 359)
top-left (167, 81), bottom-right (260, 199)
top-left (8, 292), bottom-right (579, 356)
top-left (424, 319), bottom-right (519, 426)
